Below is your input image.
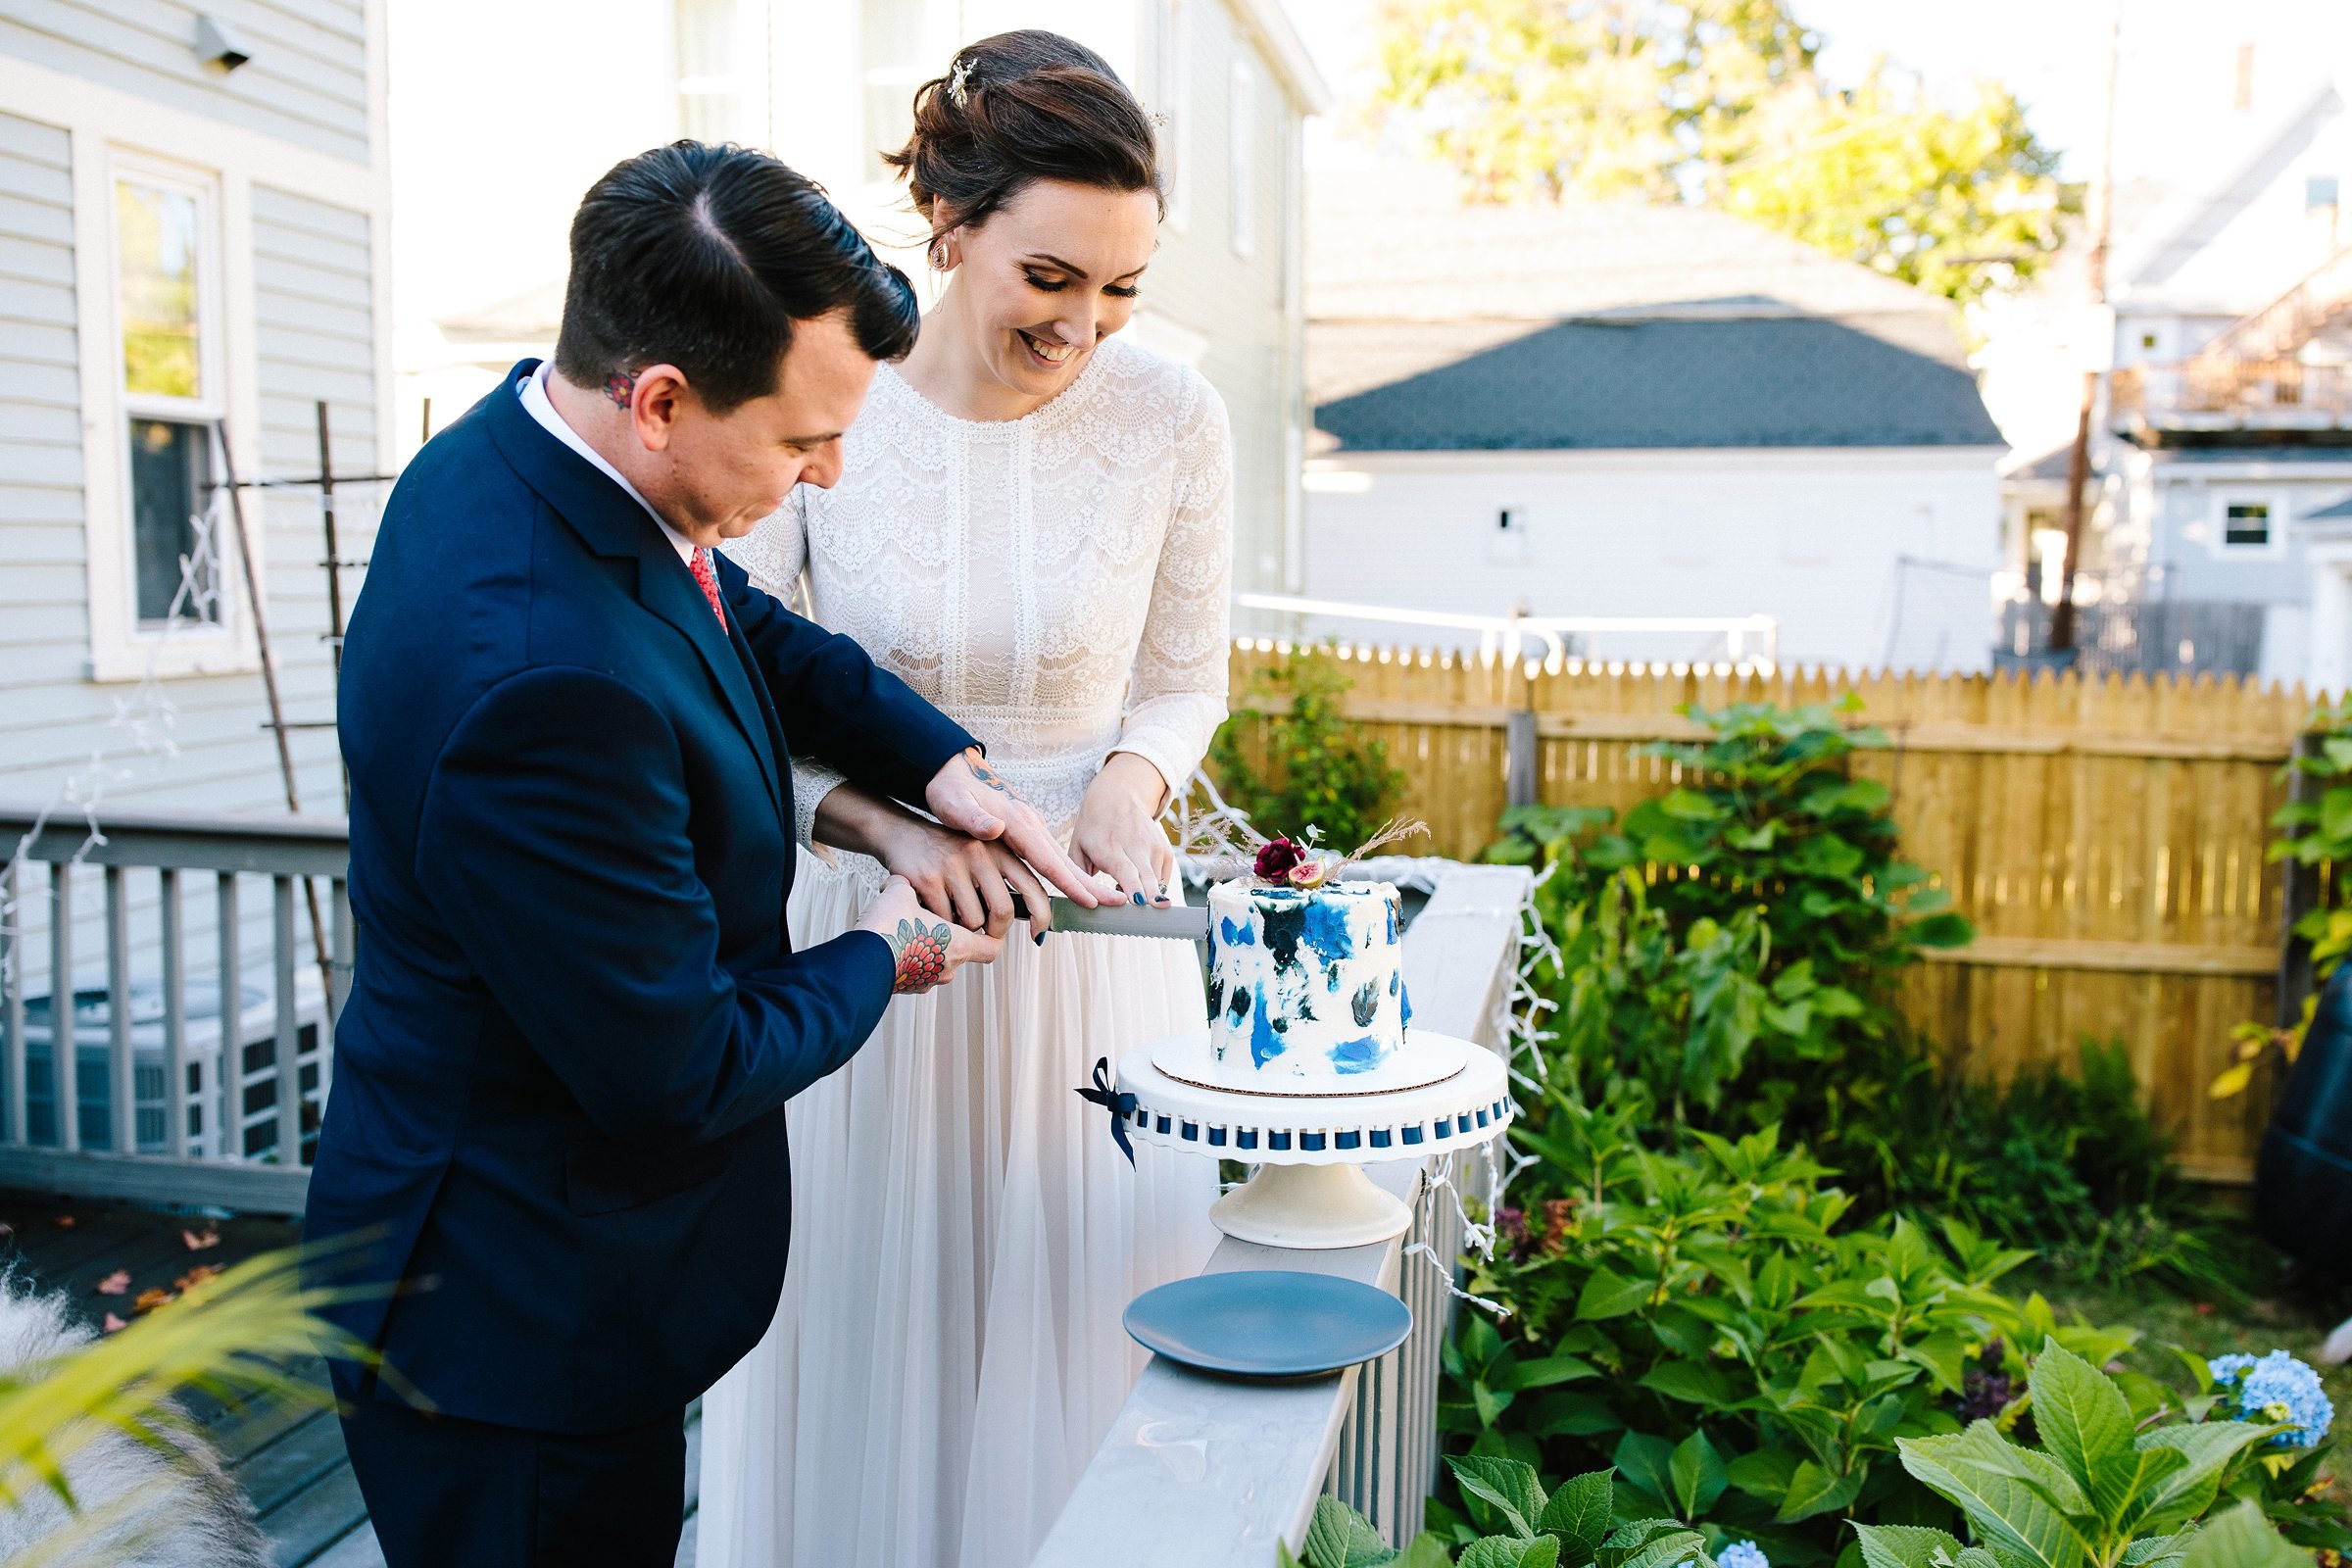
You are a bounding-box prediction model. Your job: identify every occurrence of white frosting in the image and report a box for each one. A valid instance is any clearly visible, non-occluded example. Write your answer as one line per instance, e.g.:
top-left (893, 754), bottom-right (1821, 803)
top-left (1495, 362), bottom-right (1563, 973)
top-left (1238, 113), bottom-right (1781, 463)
top-left (1205, 879), bottom-right (1409, 1085)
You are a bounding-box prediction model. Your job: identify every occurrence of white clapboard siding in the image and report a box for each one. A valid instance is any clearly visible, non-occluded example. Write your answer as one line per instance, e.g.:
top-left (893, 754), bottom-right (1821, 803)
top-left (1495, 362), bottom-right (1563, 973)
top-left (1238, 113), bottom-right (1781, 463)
top-left (0, 0), bottom-right (368, 165)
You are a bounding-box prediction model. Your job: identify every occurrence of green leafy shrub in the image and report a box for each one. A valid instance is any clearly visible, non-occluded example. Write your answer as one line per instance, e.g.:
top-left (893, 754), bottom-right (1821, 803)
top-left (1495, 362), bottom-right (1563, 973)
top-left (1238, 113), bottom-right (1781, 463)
top-left (1283, 1460), bottom-right (1720, 1568)
top-left (1486, 699), bottom-right (1968, 1146)
top-left (2218, 695), bottom-right (2352, 1101)
top-left (1209, 645), bottom-right (1409, 852)
top-left (1438, 1097), bottom-right (2342, 1562)
top-left (1443, 1092), bottom-right (2089, 1563)
top-left (1486, 699), bottom-right (2234, 1291)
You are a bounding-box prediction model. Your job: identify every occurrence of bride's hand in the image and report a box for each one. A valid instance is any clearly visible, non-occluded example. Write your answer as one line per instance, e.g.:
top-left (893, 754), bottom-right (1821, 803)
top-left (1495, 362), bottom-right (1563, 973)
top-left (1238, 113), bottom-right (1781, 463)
top-left (1069, 754), bottom-right (1176, 906)
top-left (856, 876), bottom-right (1004, 994)
top-left (864, 802), bottom-right (1054, 940)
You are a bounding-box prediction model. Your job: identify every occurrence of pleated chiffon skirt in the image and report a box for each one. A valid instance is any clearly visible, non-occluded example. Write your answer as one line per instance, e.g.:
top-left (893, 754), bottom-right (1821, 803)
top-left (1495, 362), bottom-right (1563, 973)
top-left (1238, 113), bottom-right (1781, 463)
top-left (695, 852), bottom-right (1220, 1568)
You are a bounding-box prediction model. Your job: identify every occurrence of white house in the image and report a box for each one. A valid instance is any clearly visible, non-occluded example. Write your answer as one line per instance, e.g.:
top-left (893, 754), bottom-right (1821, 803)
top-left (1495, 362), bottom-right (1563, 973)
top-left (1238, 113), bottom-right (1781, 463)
top-left (0, 0), bottom-right (392, 817)
top-left (1980, 74), bottom-right (2351, 687)
top-left (395, 0), bottom-right (1329, 612)
top-left (1298, 168), bottom-right (2006, 673)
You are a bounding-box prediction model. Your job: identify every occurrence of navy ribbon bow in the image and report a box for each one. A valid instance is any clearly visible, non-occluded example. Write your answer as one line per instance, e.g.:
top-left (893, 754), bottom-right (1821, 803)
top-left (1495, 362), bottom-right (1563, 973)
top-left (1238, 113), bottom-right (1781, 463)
top-left (1075, 1056), bottom-right (1138, 1166)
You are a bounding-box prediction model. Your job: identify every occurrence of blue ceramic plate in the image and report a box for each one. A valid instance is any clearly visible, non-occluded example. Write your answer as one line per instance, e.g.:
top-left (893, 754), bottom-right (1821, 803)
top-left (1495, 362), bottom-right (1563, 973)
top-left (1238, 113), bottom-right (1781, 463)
top-left (1123, 1270), bottom-right (1413, 1378)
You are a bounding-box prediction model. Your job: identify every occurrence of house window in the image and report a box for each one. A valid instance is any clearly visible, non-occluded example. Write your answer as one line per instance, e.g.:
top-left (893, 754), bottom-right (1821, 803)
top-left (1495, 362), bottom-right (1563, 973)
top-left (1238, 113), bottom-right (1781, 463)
top-left (2221, 498), bottom-right (2277, 550)
top-left (676, 0), bottom-right (756, 145)
top-left (859, 0), bottom-right (950, 182)
top-left (112, 164), bottom-right (221, 628)
top-left (1145, 0), bottom-right (1189, 227)
top-left (1229, 58), bottom-right (1256, 259)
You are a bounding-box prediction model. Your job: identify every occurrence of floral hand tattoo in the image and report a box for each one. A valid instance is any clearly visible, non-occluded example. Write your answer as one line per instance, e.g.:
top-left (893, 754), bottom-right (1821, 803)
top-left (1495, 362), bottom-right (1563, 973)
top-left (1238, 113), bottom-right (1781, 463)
top-left (888, 917), bottom-right (953, 994)
top-left (963, 748), bottom-right (1009, 795)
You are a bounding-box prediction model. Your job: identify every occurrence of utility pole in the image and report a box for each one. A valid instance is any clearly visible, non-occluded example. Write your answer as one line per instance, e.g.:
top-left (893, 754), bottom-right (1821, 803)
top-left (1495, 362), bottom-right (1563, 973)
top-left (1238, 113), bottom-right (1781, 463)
top-left (2050, 5), bottom-right (2121, 655)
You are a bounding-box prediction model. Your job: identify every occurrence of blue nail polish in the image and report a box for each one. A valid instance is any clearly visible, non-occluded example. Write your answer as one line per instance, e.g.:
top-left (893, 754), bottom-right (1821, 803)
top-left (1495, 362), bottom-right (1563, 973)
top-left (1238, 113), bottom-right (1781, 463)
top-left (1131, 892), bottom-right (1146, 906)
top-left (1034, 929), bottom-right (1048, 946)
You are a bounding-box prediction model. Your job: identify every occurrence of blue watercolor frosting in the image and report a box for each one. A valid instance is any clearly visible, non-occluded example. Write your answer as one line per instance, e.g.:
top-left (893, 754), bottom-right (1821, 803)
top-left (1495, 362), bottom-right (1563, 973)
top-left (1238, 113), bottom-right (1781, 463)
top-left (1205, 878), bottom-right (1410, 1084)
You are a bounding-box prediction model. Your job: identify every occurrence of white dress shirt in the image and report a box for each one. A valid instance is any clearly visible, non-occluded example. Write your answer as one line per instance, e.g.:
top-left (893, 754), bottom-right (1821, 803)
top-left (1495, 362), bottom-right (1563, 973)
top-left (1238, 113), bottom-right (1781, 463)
top-left (517, 362), bottom-right (696, 565)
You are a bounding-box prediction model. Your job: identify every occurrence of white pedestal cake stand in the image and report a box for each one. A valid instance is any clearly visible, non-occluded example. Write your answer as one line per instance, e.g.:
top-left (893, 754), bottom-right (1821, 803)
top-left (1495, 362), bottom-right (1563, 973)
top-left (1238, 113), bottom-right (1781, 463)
top-left (1112, 1031), bottom-right (1512, 1250)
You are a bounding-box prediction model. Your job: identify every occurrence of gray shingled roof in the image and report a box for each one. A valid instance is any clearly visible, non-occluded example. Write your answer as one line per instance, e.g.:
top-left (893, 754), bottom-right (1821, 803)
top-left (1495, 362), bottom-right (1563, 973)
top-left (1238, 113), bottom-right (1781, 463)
top-left (1309, 167), bottom-right (2002, 454)
top-left (2310, 494), bottom-right (2352, 519)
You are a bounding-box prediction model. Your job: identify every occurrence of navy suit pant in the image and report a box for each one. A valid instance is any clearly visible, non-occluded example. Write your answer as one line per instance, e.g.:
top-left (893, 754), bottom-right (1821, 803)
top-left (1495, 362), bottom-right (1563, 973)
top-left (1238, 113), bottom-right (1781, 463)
top-left (341, 1399), bottom-right (686, 1567)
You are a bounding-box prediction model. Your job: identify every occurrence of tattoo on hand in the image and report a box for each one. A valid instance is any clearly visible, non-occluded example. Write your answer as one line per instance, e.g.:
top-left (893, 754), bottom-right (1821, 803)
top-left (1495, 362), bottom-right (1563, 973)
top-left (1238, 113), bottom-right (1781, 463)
top-left (963, 749), bottom-right (1010, 796)
top-left (604, 370), bottom-right (637, 410)
top-left (888, 917), bottom-right (953, 994)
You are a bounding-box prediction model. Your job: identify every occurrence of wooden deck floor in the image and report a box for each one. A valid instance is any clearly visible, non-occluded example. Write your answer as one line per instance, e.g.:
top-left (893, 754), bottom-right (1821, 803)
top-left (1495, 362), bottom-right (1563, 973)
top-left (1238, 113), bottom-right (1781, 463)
top-left (0, 1190), bottom-right (704, 1566)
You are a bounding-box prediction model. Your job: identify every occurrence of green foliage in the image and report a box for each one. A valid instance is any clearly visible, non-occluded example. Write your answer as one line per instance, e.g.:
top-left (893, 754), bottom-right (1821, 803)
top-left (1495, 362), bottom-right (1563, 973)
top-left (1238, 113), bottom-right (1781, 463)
top-left (1716, 69), bottom-right (2071, 307)
top-left (1364, 1), bottom-right (2072, 305)
top-left (1847, 1040), bottom-right (2242, 1303)
top-left (1209, 646), bottom-right (1410, 853)
top-left (1441, 1101), bottom-right (2335, 1563)
top-left (1488, 700), bottom-right (1966, 1141)
top-left (1449, 1094), bottom-right (2067, 1563)
top-left (2218, 696), bottom-right (2352, 1100)
top-left (1888, 1340), bottom-right (2273, 1568)
top-left (0, 1244), bottom-right (375, 1563)
top-left (1282, 1462), bottom-right (1717, 1568)
top-left (1486, 699), bottom-right (2232, 1293)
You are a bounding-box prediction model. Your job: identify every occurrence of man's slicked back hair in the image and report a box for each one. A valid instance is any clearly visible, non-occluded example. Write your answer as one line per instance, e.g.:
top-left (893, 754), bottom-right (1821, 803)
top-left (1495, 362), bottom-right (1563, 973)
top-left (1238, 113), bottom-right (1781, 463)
top-left (555, 142), bottom-right (920, 413)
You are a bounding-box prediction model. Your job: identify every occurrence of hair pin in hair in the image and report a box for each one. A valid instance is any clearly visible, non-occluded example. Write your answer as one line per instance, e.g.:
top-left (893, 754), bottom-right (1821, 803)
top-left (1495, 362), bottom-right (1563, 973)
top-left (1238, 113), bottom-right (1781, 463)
top-left (947, 57), bottom-right (974, 109)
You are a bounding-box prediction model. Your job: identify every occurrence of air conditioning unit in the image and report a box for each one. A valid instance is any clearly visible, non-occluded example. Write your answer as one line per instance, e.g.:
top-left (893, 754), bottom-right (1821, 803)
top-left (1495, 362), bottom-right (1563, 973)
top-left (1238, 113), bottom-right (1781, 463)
top-left (18, 973), bottom-right (329, 1164)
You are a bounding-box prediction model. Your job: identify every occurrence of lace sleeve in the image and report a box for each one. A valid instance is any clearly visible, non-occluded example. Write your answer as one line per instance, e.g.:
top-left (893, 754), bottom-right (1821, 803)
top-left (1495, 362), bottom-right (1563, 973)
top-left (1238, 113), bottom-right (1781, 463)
top-left (1108, 373), bottom-right (1233, 799)
top-left (724, 493), bottom-right (846, 848)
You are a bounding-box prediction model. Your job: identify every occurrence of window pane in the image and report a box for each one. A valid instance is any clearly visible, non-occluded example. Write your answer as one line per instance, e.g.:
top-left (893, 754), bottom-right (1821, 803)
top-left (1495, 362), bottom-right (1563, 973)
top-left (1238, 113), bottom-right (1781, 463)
top-left (677, 0), bottom-right (747, 145)
top-left (128, 418), bottom-right (218, 623)
top-left (117, 181), bottom-right (203, 400)
top-left (2224, 503), bottom-right (2270, 546)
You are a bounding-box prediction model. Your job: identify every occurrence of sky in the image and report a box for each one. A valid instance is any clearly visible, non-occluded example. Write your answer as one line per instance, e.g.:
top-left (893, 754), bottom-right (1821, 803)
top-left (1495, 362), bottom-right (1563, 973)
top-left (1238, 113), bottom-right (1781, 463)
top-left (1288, 0), bottom-right (2352, 183)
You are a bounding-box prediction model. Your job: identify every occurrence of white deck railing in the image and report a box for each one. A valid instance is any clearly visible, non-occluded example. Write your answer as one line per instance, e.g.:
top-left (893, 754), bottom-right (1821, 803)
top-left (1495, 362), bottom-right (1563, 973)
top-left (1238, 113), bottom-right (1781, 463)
top-left (2, 808), bottom-right (1530, 1563)
top-left (0, 807), bottom-right (347, 1212)
top-left (1034, 863), bottom-right (1530, 1564)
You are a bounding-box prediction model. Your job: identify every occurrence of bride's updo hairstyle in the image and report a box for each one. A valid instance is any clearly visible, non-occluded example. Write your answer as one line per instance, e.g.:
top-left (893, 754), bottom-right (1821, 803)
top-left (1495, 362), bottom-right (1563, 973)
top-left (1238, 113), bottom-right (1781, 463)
top-left (884, 29), bottom-right (1162, 250)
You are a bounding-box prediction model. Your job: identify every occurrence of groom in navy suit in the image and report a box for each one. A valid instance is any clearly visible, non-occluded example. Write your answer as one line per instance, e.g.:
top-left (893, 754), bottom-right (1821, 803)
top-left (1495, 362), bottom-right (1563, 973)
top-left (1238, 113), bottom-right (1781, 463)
top-left (306, 143), bottom-right (1100, 1566)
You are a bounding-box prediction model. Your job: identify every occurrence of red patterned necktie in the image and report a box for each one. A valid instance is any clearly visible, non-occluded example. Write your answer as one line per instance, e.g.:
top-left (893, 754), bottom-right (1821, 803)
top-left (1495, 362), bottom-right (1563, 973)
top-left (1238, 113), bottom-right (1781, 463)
top-left (688, 546), bottom-right (728, 630)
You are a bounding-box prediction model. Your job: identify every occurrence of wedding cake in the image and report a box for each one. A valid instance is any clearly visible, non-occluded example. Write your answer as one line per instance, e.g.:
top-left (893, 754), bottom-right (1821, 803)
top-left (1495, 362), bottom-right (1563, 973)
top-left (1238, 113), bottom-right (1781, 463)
top-left (1206, 877), bottom-right (1410, 1086)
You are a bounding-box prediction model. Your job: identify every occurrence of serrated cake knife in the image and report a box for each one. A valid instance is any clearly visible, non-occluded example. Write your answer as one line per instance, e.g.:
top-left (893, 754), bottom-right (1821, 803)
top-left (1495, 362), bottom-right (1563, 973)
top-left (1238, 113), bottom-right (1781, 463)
top-left (1006, 893), bottom-right (1210, 942)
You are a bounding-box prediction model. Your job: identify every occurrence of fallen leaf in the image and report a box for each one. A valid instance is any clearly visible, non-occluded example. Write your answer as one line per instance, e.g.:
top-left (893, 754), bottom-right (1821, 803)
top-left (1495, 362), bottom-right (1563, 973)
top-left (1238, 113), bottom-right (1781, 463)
top-left (130, 1288), bottom-right (175, 1315)
top-left (94, 1270), bottom-right (130, 1297)
top-left (172, 1264), bottom-right (222, 1295)
top-left (180, 1227), bottom-right (220, 1252)
top-left (2195, 1301), bottom-right (2217, 1317)
top-left (53, 1215), bottom-right (74, 1229)
top-left (101, 1313), bottom-right (126, 1334)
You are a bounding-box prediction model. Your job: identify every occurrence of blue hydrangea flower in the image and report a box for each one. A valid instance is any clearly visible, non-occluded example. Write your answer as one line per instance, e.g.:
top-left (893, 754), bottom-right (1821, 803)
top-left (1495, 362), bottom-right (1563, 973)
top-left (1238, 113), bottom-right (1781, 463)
top-left (2228, 1350), bottom-right (2332, 1447)
top-left (1719, 1543), bottom-right (1770, 1568)
top-left (2207, 1352), bottom-right (2256, 1389)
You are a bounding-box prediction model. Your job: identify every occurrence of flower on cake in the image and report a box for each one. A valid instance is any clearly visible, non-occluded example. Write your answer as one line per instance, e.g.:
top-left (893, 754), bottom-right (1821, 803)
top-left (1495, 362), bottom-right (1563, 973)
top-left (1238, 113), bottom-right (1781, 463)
top-left (1252, 837), bottom-right (1305, 881)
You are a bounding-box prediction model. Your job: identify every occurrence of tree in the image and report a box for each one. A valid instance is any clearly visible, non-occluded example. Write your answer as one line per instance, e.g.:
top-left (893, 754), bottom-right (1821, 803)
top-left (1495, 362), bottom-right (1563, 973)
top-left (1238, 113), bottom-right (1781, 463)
top-left (1367, 0), bottom-right (2073, 305)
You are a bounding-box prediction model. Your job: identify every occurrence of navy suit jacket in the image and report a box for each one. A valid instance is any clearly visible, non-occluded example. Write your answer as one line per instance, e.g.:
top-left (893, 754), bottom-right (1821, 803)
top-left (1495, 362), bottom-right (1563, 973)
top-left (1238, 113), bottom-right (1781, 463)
top-left (304, 361), bottom-right (975, 1432)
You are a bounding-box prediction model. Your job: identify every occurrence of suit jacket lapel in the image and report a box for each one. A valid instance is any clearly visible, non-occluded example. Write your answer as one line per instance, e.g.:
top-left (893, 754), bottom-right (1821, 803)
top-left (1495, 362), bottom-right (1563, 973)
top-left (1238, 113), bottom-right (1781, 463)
top-left (482, 358), bottom-right (785, 820)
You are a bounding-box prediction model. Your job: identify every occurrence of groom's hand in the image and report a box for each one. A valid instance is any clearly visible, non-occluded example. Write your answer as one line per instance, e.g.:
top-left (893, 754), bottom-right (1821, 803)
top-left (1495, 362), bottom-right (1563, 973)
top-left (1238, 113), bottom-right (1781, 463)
top-left (924, 749), bottom-right (1102, 909)
top-left (858, 876), bottom-right (1002, 994)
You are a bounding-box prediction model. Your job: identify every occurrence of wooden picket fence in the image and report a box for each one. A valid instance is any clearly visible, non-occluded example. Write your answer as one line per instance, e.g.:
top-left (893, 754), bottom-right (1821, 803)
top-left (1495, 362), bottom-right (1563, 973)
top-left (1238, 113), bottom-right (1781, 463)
top-left (1222, 639), bottom-right (2329, 1182)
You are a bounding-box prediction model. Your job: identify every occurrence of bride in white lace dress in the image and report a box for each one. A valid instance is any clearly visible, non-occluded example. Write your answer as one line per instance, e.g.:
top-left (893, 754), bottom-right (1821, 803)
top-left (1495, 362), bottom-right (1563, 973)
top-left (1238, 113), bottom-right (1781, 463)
top-left (695, 31), bottom-right (1228, 1568)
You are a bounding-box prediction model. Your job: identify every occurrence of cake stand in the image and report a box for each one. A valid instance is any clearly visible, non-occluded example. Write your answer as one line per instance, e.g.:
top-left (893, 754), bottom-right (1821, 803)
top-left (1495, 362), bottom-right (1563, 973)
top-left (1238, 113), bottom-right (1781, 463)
top-left (1107, 1031), bottom-right (1513, 1250)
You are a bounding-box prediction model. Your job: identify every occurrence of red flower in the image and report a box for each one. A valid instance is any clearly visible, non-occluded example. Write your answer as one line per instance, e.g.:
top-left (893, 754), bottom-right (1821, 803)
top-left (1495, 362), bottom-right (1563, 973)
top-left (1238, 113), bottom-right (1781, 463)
top-left (1254, 838), bottom-right (1303, 880)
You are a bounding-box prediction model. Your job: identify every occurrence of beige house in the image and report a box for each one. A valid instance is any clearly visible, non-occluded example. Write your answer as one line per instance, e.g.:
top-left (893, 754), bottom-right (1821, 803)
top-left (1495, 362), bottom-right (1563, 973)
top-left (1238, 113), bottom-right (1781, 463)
top-left (402, 0), bottom-right (1328, 614)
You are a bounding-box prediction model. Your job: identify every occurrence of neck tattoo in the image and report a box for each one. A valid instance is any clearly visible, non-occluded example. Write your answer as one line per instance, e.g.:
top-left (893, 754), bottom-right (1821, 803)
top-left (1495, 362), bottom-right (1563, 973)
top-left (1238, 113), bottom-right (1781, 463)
top-left (604, 370), bottom-right (637, 410)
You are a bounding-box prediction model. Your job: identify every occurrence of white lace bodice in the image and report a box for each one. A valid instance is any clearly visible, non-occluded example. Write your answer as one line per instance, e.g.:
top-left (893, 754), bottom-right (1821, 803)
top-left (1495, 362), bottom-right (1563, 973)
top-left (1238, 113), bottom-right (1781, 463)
top-left (726, 336), bottom-right (1234, 837)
